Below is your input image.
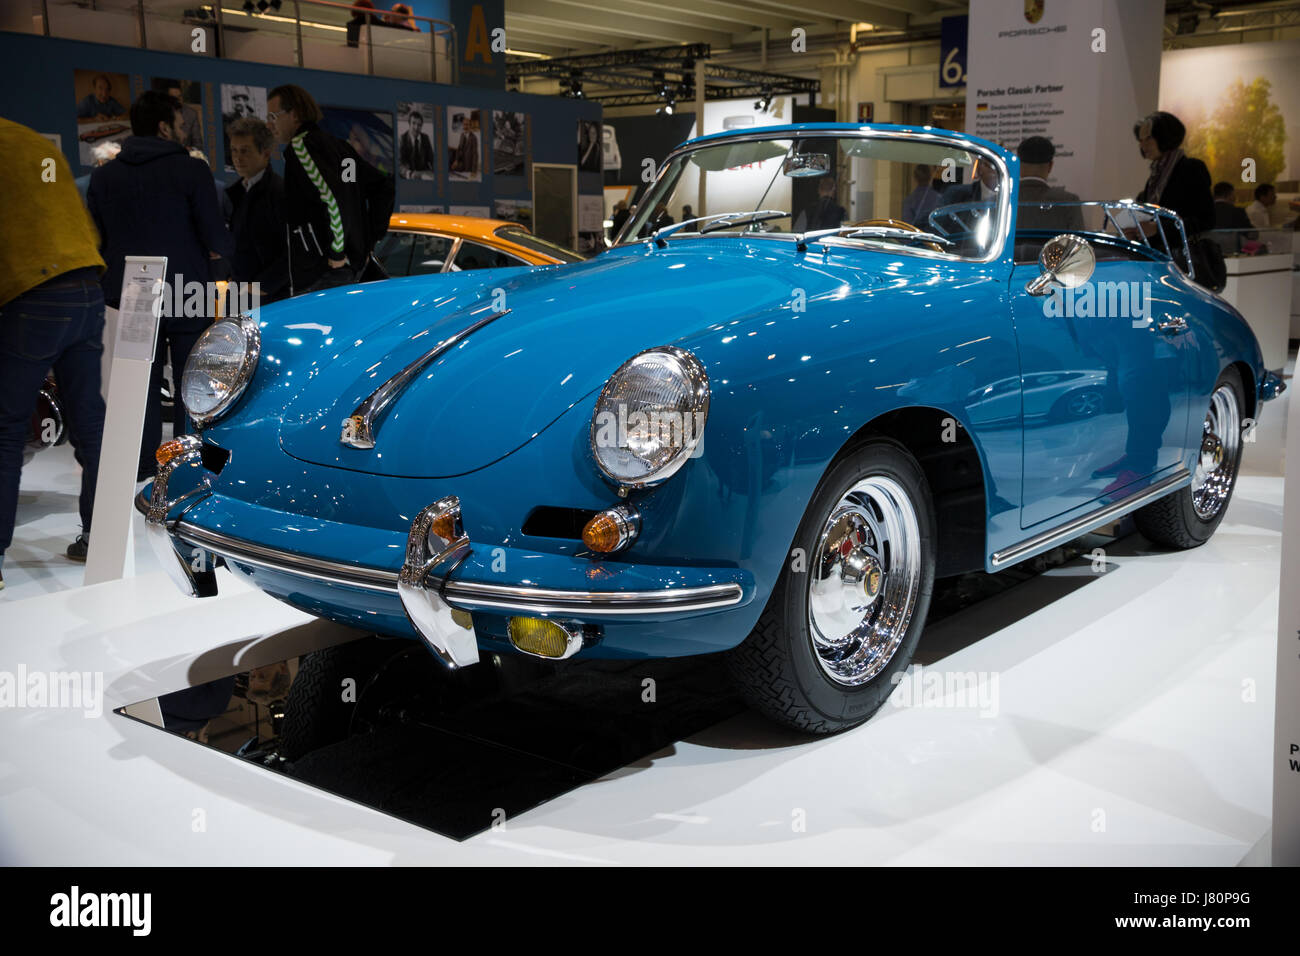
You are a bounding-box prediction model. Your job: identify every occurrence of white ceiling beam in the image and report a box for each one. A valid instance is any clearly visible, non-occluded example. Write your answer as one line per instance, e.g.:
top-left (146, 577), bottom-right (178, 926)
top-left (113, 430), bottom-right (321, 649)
top-left (507, 0), bottom-right (737, 45)
top-left (746, 0), bottom-right (911, 29)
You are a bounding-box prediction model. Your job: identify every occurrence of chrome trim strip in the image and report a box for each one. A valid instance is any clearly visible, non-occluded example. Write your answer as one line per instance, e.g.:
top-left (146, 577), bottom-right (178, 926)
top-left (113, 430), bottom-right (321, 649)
top-left (618, 126), bottom-right (1014, 264)
top-left (173, 521), bottom-right (398, 591)
top-left (990, 468), bottom-right (1191, 569)
top-left (442, 579), bottom-right (745, 614)
top-left (340, 305), bottom-right (510, 449)
top-left (168, 519), bottom-right (745, 614)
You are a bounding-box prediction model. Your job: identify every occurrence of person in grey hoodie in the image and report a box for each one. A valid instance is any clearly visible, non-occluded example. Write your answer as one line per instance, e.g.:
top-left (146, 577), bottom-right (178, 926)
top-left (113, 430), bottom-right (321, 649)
top-left (87, 90), bottom-right (234, 487)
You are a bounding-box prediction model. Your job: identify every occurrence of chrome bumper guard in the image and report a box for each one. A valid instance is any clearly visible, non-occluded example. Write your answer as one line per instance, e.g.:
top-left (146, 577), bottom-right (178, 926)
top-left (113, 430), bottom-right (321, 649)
top-left (143, 435), bottom-right (215, 597)
top-left (397, 496), bottom-right (479, 669)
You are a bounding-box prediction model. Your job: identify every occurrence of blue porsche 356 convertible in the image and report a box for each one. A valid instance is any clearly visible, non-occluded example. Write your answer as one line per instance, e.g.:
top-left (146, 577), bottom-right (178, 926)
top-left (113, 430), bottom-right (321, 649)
top-left (143, 123), bottom-right (1285, 734)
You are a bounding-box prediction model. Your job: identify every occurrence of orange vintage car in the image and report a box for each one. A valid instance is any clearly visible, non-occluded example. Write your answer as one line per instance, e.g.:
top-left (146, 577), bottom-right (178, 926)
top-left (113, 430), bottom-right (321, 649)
top-left (375, 213), bottom-right (585, 276)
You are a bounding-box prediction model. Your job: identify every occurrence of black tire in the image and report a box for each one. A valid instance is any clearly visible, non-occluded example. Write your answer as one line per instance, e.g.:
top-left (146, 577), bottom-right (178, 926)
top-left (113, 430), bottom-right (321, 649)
top-left (278, 635), bottom-right (398, 761)
top-left (1134, 367), bottom-right (1244, 549)
top-left (727, 439), bottom-right (936, 735)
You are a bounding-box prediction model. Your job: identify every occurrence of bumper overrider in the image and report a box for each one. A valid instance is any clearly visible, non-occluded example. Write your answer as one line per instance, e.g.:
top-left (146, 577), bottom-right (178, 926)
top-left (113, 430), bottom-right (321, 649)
top-left (139, 437), bottom-right (748, 668)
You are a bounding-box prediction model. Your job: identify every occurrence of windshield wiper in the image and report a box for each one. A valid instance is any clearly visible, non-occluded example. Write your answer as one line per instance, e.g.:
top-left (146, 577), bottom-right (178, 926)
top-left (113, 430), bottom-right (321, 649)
top-left (795, 225), bottom-right (954, 251)
top-left (649, 209), bottom-right (787, 246)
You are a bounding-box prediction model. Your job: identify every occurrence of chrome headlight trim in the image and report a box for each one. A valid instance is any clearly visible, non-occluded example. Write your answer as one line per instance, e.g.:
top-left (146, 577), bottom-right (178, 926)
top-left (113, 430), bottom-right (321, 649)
top-left (589, 345), bottom-right (710, 490)
top-left (183, 312), bottom-right (261, 427)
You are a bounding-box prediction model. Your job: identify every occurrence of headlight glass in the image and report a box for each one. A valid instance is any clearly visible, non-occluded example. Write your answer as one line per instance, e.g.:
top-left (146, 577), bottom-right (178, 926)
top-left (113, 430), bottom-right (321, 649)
top-left (590, 346), bottom-right (709, 487)
top-left (181, 315), bottom-right (260, 425)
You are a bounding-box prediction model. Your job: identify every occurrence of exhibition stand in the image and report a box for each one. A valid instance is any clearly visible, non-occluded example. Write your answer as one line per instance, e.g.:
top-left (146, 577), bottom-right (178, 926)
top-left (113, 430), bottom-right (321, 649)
top-left (1221, 253), bottom-right (1294, 371)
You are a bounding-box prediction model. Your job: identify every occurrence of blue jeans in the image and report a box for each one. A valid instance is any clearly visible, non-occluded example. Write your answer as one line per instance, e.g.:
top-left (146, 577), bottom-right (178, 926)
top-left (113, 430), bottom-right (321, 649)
top-left (0, 269), bottom-right (106, 556)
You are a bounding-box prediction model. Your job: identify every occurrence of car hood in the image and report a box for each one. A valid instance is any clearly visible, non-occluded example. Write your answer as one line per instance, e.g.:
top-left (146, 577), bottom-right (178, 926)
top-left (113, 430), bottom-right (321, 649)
top-left (278, 241), bottom-right (867, 477)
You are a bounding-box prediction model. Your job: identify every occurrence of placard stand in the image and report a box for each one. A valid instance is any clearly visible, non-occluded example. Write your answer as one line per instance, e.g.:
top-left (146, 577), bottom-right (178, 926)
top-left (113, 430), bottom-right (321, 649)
top-left (1272, 376), bottom-right (1300, 865)
top-left (83, 256), bottom-right (166, 586)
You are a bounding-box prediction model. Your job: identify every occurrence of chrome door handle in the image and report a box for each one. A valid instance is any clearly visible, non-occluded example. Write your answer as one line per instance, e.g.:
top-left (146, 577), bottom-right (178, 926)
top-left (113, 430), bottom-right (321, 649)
top-left (1157, 315), bottom-right (1189, 334)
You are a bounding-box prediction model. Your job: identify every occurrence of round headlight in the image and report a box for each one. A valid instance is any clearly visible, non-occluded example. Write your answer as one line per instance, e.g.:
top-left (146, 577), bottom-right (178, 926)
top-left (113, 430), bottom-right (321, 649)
top-left (590, 346), bottom-right (709, 488)
top-left (181, 314), bottom-right (261, 425)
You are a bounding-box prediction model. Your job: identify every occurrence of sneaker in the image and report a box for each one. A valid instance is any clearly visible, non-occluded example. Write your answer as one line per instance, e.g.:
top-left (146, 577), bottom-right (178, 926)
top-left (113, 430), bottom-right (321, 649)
top-left (66, 534), bottom-right (89, 562)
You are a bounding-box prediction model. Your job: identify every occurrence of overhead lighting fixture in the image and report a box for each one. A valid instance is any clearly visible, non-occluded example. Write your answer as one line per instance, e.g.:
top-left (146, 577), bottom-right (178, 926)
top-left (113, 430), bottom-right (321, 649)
top-left (242, 0), bottom-right (255, 12)
top-left (566, 69), bottom-right (584, 98)
top-left (755, 86), bottom-right (773, 111)
top-left (652, 70), bottom-right (667, 99)
top-left (657, 97), bottom-right (676, 116)
top-left (257, 0), bottom-right (270, 11)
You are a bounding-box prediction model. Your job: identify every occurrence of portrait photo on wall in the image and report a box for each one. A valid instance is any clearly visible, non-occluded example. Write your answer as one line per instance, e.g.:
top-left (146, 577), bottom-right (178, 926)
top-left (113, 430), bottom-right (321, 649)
top-left (578, 119), bottom-right (603, 172)
top-left (74, 69), bottom-right (132, 167)
top-left (321, 106), bottom-right (395, 178)
top-left (447, 107), bottom-right (482, 182)
top-left (397, 101), bottom-right (436, 180)
top-left (221, 84), bottom-right (267, 171)
top-left (492, 110), bottom-right (526, 176)
top-left (151, 77), bottom-right (204, 151)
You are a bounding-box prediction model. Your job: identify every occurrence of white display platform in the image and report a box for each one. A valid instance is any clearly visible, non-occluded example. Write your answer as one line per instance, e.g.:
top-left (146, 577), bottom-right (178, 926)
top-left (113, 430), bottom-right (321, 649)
top-left (1221, 253), bottom-right (1293, 371)
top-left (0, 482), bottom-right (1284, 865)
top-left (1, 355), bottom-right (1290, 865)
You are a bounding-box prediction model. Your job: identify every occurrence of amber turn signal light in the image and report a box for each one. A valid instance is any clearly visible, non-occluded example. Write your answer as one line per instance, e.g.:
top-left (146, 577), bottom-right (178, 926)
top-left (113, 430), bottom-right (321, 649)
top-left (581, 505), bottom-right (639, 553)
top-left (155, 438), bottom-right (188, 467)
top-left (430, 512), bottom-right (457, 545)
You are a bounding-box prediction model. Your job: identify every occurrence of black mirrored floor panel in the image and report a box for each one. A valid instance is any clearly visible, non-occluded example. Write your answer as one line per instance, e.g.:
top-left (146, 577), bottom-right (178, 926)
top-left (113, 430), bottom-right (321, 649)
top-left (115, 526), bottom-right (1120, 841)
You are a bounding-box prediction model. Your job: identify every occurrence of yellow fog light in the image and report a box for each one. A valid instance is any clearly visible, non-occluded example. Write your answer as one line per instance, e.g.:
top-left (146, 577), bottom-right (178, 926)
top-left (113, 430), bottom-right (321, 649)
top-left (581, 504), bottom-right (640, 554)
top-left (507, 617), bottom-right (582, 659)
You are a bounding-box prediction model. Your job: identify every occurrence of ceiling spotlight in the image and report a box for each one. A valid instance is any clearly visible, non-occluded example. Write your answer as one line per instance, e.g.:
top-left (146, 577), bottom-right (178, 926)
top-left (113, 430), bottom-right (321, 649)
top-left (658, 98), bottom-right (676, 116)
top-left (269, 0), bottom-right (282, 8)
top-left (241, 0), bottom-right (255, 12)
top-left (566, 69), bottom-right (584, 98)
top-left (257, 0), bottom-right (270, 11)
top-left (653, 70), bottom-right (667, 98)
top-left (755, 88), bottom-right (773, 111)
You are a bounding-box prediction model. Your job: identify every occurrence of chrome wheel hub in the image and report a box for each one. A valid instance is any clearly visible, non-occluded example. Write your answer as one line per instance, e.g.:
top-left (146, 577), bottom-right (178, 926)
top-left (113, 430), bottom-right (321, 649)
top-left (807, 476), bottom-right (921, 686)
top-left (1190, 384), bottom-right (1240, 520)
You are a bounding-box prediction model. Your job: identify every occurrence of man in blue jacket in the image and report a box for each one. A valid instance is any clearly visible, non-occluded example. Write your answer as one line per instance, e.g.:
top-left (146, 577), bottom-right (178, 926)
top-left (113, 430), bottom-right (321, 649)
top-left (88, 90), bottom-right (234, 494)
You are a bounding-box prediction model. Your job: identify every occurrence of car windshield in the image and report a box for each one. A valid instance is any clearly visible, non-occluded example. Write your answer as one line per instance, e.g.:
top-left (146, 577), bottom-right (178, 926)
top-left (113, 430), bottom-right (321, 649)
top-left (619, 131), bottom-right (1006, 259)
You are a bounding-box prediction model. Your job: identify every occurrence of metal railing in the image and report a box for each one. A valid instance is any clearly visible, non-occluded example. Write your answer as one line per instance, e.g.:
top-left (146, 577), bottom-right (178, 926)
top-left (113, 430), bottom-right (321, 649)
top-left (32, 0), bottom-right (457, 85)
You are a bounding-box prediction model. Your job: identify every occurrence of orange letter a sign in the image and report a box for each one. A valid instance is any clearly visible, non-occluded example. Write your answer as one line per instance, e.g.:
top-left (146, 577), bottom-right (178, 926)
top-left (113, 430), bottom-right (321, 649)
top-left (465, 4), bottom-right (491, 64)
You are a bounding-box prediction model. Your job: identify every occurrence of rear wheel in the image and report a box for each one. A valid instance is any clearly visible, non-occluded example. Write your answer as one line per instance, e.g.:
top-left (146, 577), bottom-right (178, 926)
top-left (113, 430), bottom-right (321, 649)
top-left (728, 440), bottom-right (936, 734)
top-left (1134, 367), bottom-right (1244, 549)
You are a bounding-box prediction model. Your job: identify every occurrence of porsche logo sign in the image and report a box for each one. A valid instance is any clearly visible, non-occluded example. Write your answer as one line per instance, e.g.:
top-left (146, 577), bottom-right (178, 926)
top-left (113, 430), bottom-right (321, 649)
top-left (1025, 0), bottom-right (1045, 23)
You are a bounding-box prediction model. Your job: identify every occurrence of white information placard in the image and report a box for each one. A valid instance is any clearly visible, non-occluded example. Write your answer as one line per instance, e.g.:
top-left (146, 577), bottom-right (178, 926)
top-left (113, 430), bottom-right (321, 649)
top-left (84, 256), bottom-right (167, 587)
top-left (114, 258), bottom-right (165, 362)
top-left (963, 0), bottom-right (1163, 203)
top-left (578, 194), bottom-right (605, 233)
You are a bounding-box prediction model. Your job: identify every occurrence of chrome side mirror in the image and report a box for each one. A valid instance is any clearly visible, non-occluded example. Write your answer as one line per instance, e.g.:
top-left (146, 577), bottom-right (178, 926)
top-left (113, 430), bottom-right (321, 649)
top-left (783, 152), bottom-right (830, 178)
top-left (1025, 234), bottom-right (1095, 296)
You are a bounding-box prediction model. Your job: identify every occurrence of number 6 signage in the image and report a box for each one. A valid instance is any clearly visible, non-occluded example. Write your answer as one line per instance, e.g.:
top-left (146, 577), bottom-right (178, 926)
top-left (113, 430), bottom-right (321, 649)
top-left (940, 15), bottom-right (968, 88)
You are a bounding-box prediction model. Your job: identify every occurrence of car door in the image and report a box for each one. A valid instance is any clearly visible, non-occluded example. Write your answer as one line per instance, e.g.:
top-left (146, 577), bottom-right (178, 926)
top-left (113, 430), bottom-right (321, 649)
top-left (1011, 250), bottom-right (1188, 528)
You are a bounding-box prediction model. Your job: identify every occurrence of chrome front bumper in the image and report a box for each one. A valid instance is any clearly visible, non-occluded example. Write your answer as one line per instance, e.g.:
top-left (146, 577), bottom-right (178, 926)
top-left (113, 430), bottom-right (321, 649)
top-left (139, 458), bottom-right (745, 669)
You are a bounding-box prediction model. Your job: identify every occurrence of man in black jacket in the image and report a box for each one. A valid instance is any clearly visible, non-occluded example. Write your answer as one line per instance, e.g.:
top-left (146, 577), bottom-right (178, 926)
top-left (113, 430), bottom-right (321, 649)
top-left (88, 90), bottom-right (234, 485)
top-left (266, 84), bottom-right (395, 294)
top-left (225, 117), bottom-right (289, 304)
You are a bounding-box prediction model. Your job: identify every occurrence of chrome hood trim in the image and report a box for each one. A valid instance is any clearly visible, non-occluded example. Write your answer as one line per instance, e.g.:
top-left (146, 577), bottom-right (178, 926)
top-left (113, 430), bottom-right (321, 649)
top-left (339, 306), bottom-right (510, 449)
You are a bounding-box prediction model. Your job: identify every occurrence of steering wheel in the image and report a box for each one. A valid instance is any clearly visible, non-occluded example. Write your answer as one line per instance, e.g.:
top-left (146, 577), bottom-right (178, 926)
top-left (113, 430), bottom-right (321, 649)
top-left (848, 218), bottom-right (943, 252)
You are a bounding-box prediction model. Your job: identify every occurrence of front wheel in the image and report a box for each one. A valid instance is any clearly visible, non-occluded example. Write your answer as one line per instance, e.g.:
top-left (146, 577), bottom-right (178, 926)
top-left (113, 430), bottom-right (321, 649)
top-left (1134, 367), bottom-right (1245, 549)
top-left (727, 440), bottom-right (936, 734)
